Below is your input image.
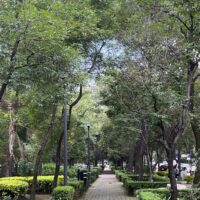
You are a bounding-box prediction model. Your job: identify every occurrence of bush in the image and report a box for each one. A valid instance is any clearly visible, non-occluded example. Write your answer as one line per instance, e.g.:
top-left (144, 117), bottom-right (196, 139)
top-left (138, 191), bottom-right (162, 200)
top-left (115, 170), bottom-right (127, 181)
top-left (137, 188), bottom-right (200, 200)
top-left (124, 179), bottom-right (168, 195)
top-left (0, 180), bottom-right (28, 199)
top-left (42, 163), bottom-right (76, 178)
top-left (184, 175), bottom-right (194, 184)
top-left (153, 174), bottom-right (169, 182)
top-left (15, 161), bottom-right (34, 176)
top-left (156, 171), bottom-right (168, 177)
top-left (52, 186), bottom-right (74, 200)
top-left (136, 189), bottom-right (170, 199)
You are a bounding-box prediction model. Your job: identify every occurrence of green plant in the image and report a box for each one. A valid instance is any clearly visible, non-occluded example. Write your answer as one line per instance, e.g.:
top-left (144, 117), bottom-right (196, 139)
top-left (136, 189), bottom-right (170, 199)
top-left (156, 171), bottom-right (168, 177)
top-left (124, 179), bottom-right (168, 195)
top-left (136, 188), bottom-right (200, 199)
top-left (52, 186), bottom-right (74, 200)
top-left (153, 174), bottom-right (169, 182)
top-left (16, 161), bottom-right (34, 176)
top-left (139, 191), bottom-right (162, 200)
top-left (0, 180), bottom-right (28, 199)
top-left (184, 175), bottom-right (194, 184)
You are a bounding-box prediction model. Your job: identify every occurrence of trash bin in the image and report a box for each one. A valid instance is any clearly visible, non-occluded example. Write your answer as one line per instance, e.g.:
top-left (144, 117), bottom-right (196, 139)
top-left (77, 169), bottom-right (88, 187)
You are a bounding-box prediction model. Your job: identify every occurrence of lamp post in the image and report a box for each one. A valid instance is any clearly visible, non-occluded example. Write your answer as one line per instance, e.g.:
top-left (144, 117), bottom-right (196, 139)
top-left (64, 84), bottom-right (68, 186)
top-left (87, 122), bottom-right (90, 172)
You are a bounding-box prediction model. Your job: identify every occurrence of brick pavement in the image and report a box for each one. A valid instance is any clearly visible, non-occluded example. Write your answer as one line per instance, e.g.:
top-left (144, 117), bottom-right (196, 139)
top-left (80, 174), bottom-right (136, 200)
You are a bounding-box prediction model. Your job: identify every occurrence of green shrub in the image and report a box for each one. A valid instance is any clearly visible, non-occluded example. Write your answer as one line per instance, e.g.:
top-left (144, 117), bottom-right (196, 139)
top-left (15, 161), bottom-right (34, 176)
top-left (137, 188), bottom-right (200, 200)
top-left (124, 179), bottom-right (168, 195)
top-left (179, 189), bottom-right (200, 199)
top-left (42, 163), bottom-right (76, 177)
top-left (184, 175), bottom-right (194, 184)
top-left (153, 174), bottom-right (169, 182)
top-left (52, 186), bottom-right (74, 200)
top-left (0, 177), bottom-right (29, 182)
top-left (139, 191), bottom-right (162, 200)
top-left (156, 171), bottom-right (168, 177)
top-left (136, 189), bottom-right (170, 199)
top-left (115, 170), bottom-right (127, 181)
top-left (68, 168), bottom-right (77, 178)
top-left (0, 180), bottom-right (28, 199)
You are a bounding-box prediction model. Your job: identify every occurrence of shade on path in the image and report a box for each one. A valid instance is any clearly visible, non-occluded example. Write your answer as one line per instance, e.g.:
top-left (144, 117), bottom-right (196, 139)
top-left (80, 170), bottom-right (136, 200)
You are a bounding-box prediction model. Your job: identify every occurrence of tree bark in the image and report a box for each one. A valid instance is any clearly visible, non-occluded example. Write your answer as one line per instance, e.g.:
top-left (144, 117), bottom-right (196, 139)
top-left (192, 116), bottom-right (200, 185)
top-left (16, 134), bottom-right (25, 160)
top-left (189, 81), bottom-right (200, 185)
top-left (134, 137), bottom-right (145, 180)
top-left (166, 148), bottom-right (178, 200)
top-left (126, 142), bottom-right (134, 172)
top-left (140, 118), bottom-right (152, 181)
top-left (30, 103), bottom-right (57, 200)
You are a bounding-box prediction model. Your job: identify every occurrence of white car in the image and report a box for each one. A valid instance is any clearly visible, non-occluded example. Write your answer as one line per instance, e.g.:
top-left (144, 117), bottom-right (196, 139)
top-left (180, 163), bottom-right (191, 174)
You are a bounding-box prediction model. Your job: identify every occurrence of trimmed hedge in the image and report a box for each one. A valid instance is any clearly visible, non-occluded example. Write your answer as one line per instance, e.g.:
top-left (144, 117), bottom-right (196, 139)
top-left (138, 191), bottom-right (162, 200)
top-left (124, 179), bottom-right (168, 195)
top-left (137, 188), bottom-right (200, 200)
top-left (0, 176), bottom-right (84, 194)
top-left (156, 171), bottom-right (168, 177)
top-left (52, 186), bottom-right (74, 200)
top-left (136, 189), bottom-right (170, 199)
top-left (0, 180), bottom-right (28, 199)
top-left (152, 174), bottom-right (169, 182)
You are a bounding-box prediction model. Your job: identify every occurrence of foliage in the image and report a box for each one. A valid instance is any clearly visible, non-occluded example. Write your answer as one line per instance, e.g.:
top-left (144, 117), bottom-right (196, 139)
top-left (184, 175), bottom-right (194, 184)
top-left (0, 180), bottom-right (28, 199)
top-left (137, 189), bottom-right (200, 200)
top-left (52, 186), bottom-right (74, 200)
top-left (138, 191), bottom-right (162, 200)
top-left (124, 179), bottom-right (168, 195)
top-left (0, 176), bottom-right (84, 194)
top-left (156, 171), bottom-right (169, 177)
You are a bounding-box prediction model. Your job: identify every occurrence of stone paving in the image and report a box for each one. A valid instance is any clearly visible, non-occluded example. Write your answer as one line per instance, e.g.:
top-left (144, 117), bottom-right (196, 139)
top-left (80, 173), bottom-right (136, 200)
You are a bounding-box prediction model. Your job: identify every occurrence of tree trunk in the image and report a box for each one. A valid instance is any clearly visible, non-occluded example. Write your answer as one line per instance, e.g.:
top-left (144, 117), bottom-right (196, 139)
top-left (192, 118), bottom-right (200, 185)
top-left (189, 81), bottom-right (200, 185)
top-left (30, 104), bottom-right (57, 200)
top-left (16, 134), bottom-right (25, 160)
top-left (166, 148), bottom-right (178, 200)
top-left (127, 143), bottom-right (134, 172)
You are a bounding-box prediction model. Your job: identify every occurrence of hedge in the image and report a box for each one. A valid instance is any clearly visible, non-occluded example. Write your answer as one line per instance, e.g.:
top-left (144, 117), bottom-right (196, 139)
top-left (184, 175), bottom-right (194, 184)
top-left (0, 180), bottom-right (28, 199)
top-left (138, 191), bottom-right (162, 200)
top-left (0, 176), bottom-right (84, 194)
top-left (156, 171), bottom-right (168, 177)
top-left (124, 179), bottom-right (168, 195)
top-left (136, 189), bottom-right (170, 199)
top-left (152, 174), bottom-right (169, 182)
top-left (52, 186), bottom-right (74, 200)
top-left (136, 188), bottom-right (200, 200)
top-left (41, 164), bottom-right (76, 178)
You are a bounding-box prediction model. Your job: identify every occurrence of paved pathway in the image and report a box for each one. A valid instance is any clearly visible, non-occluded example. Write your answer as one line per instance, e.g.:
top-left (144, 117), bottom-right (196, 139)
top-left (80, 173), bottom-right (135, 200)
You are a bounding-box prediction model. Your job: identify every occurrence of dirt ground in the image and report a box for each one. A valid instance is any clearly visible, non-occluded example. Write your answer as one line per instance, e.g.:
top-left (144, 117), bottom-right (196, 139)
top-left (24, 194), bottom-right (51, 200)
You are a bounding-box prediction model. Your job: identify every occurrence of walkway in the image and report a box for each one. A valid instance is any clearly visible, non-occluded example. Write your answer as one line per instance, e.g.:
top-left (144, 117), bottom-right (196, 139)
top-left (81, 170), bottom-right (135, 200)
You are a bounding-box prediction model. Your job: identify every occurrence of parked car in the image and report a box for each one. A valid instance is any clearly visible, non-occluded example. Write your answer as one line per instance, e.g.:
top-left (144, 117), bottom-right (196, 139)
top-left (180, 163), bottom-right (191, 173)
top-left (159, 160), bottom-right (177, 171)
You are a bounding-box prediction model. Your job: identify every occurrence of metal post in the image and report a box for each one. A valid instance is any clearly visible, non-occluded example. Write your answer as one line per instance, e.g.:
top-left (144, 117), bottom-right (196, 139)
top-left (64, 84), bottom-right (68, 186)
top-left (87, 123), bottom-right (90, 172)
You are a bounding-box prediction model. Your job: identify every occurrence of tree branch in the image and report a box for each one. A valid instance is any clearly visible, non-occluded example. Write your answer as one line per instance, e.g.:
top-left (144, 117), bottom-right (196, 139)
top-left (87, 41), bottom-right (106, 73)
